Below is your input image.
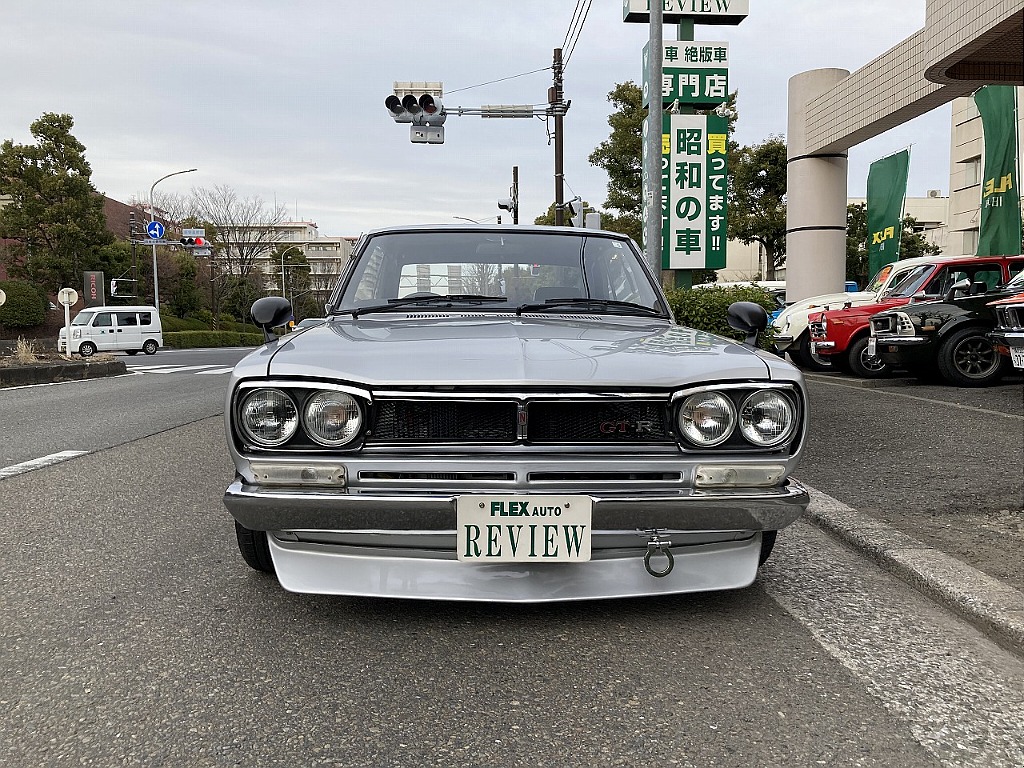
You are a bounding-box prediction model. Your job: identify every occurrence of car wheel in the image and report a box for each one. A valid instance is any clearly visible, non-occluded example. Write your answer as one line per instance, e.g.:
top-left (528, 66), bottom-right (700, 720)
top-left (235, 521), bottom-right (275, 573)
top-left (142, 340), bottom-right (158, 355)
top-left (846, 336), bottom-right (890, 378)
top-left (126, 350), bottom-right (139, 356)
top-left (79, 342), bottom-right (96, 357)
top-left (758, 530), bottom-right (777, 566)
top-left (937, 327), bottom-right (1006, 387)
top-left (791, 332), bottom-right (832, 372)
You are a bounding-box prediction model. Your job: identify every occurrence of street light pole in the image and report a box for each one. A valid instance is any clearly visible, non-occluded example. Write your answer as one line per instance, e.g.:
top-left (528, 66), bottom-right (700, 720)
top-left (276, 244), bottom-right (306, 303)
top-left (149, 167), bottom-right (197, 311)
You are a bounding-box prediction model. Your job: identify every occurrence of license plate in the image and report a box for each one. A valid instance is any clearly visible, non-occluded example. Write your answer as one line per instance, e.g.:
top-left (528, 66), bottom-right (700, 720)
top-left (809, 341), bottom-right (819, 353)
top-left (456, 495), bottom-right (592, 563)
top-left (867, 337), bottom-right (877, 356)
top-left (1011, 347), bottom-right (1024, 369)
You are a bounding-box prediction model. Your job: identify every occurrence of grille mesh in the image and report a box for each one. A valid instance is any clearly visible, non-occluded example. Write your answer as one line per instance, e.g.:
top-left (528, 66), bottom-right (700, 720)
top-left (370, 401), bottom-right (517, 442)
top-left (528, 401), bottom-right (670, 443)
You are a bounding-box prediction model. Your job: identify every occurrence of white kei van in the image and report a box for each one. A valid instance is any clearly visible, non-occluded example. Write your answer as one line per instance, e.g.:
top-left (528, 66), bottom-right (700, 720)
top-left (58, 305), bottom-right (163, 357)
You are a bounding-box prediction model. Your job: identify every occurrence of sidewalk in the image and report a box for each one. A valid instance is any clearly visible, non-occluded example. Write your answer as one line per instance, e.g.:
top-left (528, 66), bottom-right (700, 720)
top-left (803, 482), bottom-right (1024, 656)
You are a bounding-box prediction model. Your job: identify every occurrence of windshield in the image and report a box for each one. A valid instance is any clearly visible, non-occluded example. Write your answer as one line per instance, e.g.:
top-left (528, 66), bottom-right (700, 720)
top-left (71, 311), bottom-right (95, 326)
top-left (1005, 268), bottom-right (1024, 290)
top-left (333, 230), bottom-right (667, 316)
top-left (886, 265), bottom-right (934, 298)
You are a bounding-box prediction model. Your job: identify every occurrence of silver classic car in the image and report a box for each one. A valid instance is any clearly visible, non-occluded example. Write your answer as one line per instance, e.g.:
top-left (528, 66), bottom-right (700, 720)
top-left (223, 226), bottom-right (809, 601)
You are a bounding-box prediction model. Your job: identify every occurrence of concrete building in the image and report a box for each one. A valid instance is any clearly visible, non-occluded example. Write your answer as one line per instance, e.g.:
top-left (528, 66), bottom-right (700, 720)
top-left (786, 0), bottom-right (1023, 302)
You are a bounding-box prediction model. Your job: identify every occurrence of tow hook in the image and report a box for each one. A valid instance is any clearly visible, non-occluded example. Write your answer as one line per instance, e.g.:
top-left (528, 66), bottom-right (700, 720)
top-left (642, 530), bottom-right (674, 578)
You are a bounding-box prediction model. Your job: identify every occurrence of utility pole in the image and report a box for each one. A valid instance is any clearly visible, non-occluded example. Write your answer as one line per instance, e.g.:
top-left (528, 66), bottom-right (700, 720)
top-left (550, 48), bottom-right (566, 226)
top-left (512, 165), bottom-right (519, 224)
top-left (643, 3), bottom-right (663, 275)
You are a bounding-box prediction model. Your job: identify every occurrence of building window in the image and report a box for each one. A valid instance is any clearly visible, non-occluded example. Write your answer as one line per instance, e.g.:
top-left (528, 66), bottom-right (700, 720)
top-left (962, 229), bottom-right (979, 255)
top-left (964, 157), bottom-right (982, 187)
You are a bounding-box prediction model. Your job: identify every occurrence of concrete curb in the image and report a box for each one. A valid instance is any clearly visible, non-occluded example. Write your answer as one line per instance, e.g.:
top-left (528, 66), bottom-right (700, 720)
top-left (0, 360), bottom-right (127, 388)
top-left (802, 484), bottom-right (1024, 657)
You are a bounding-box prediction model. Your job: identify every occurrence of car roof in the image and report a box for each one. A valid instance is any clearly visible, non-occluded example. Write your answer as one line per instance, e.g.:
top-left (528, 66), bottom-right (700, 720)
top-left (356, 224), bottom-right (633, 241)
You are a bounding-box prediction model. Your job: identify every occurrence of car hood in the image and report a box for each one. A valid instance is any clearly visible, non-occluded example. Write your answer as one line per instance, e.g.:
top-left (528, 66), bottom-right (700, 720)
top-left (236, 314), bottom-right (781, 388)
top-left (774, 291), bottom-right (875, 327)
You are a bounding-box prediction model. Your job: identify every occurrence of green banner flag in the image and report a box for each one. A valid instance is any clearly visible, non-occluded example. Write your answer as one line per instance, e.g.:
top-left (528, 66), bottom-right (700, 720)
top-left (975, 86), bottom-right (1022, 257)
top-left (866, 149), bottom-right (910, 278)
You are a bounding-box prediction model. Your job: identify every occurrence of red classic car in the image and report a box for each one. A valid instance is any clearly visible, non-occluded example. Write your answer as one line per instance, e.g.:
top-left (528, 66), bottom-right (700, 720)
top-left (808, 255), bottom-right (1024, 377)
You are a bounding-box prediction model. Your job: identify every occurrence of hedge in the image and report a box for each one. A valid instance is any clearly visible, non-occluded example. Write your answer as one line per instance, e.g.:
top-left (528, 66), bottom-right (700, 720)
top-left (0, 280), bottom-right (47, 329)
top-left (163, 331), bottom-right (265, 349)
top-left (664, 286), bottom-right (779, 351)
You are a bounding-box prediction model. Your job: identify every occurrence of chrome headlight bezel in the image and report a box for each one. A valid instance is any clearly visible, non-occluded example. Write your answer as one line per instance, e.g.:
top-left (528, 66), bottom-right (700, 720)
top-left (237, 387), bottom-right (300, 447)
top-left (677, 391), bottom-right (737, 448)
top-left (302, 390), bottom-right (364, 447)
top-left (672, 384), bottom-right (803, 453)
top-left (738, 390), bottom-right (797, 448)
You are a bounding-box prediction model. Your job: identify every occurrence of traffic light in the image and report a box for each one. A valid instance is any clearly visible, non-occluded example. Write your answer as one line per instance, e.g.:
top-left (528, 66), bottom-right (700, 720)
top-left (179, 236), bottom-right (207, 247)
top-left (386, 82), bottom-right (446, 143)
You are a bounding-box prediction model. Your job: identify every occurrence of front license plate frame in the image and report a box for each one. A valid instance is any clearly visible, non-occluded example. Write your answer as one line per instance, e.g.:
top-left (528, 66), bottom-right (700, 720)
top-left (456, 495), bottom-right (592, 563)
top-left (1011, 346), bottom-right (1024, 369)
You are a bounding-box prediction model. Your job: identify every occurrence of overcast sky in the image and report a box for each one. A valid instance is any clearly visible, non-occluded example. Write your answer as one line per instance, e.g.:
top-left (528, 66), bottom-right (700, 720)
top-left (1, 0), bottom-right (952, 237)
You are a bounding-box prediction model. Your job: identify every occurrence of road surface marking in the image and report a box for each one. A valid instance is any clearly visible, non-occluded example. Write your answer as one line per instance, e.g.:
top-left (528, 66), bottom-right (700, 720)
top-left (194, 367), bottom-right (235, 375)
top-left (0, 451), bottom-right (88, 480)
top-left (126, 364), bottom-right (223, 374)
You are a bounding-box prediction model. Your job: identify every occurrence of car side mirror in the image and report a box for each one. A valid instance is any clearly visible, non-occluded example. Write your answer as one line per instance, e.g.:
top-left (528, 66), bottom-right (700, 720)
top-left (945, 278), bottom-right (971, 302)
top-left (251, 296), bottom-right (293, 342)
top-left (727, 301), bottom-right (769, 347)
top-left (968, 281), bottom-right (988, 296)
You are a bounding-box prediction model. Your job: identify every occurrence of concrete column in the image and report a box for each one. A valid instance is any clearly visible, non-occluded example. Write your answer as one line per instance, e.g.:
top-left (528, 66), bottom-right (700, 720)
top-left (786, 69), bottom-right (850, 302)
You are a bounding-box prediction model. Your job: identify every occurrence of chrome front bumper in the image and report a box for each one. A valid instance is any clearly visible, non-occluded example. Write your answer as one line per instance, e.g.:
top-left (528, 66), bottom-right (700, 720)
top-left (266, 532), bottom-right (768, 601)
top-left (873, 335), bottom-right (929, 346)
top-left (773, 333), bottom-right (795, 351)
top-left (224, 479), bottom-right (808, 533)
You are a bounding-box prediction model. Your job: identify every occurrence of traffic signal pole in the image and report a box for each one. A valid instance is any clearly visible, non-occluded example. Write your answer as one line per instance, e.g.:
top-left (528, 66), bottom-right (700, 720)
top-left (643, 2), bottom-right (663, 277)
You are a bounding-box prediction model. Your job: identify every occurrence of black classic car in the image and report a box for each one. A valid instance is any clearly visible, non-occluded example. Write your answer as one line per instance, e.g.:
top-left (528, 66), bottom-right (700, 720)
top-left (988, 290), bottom-right (1024, 372)
top-left (869, 266), bottom-right (1024, 386)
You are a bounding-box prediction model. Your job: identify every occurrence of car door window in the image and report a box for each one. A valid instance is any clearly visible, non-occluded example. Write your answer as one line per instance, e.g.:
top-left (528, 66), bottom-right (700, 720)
top-left (138, 312), bottom-right (152, 326)
top-left (966, 266), bottom-right (1002, 290)
top-left (93, 313), bottom-right (113, 327)
top-left (115, 312), bottom-right (138, 327)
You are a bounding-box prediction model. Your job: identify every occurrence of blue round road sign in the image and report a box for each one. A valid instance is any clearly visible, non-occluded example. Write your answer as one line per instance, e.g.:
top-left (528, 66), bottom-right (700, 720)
top-left (147, 221), bottom-right (165, 239)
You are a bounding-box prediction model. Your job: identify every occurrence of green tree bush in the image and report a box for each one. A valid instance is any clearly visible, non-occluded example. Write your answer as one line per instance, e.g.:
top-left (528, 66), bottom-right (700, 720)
top-left (663, 285), bottom-right (778, 350)
top-left (0, 280), bottom-right (47, 329)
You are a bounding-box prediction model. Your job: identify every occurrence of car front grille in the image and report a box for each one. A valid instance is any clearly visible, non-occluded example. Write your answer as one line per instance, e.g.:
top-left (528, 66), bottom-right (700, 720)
top-left (366, 398), bottom-right (673, 445)
top-left (808, 320), bottom-right (825, 338)
top-left (999, 305), bottom-right (1024, 329)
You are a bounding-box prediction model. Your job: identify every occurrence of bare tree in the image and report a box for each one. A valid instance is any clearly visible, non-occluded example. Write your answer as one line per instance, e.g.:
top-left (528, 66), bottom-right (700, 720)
top-left (182, 185), bottom-right (288, 280)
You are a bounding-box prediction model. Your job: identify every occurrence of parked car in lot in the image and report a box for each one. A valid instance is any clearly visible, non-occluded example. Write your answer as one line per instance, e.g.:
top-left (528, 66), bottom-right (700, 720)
top-left (773, 257), bottom-right (952, 372)
top-left (988, 291), bottom-right (1024, 371)
top-left (869, 265), bottom-right (1024, 386)
top-left (808, 255), bottom-right (1024, 377)
top-left (222, 225), bottom-right (810, 602)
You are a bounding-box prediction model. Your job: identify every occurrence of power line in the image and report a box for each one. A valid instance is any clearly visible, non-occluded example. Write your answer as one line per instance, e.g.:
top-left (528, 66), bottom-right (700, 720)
top-left (563, 0), bottom-right (592, 67)
top-left (446, 67), bottom-right (552, 95)
top-left (563, 0), bottom-right (586, 50)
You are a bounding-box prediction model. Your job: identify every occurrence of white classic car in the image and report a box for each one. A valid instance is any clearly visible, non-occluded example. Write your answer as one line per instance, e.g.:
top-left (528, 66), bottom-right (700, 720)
top-left (222, 226), bottom-right (810, 602)
top-left (773, 256), bottom-right (953, 370)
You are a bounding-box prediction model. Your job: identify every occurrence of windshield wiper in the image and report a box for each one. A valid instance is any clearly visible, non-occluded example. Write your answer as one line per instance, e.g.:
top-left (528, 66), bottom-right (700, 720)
top-left (515, 297), bottom-right (664, 317)
top-left (351, 294), bottom-right (508, 317)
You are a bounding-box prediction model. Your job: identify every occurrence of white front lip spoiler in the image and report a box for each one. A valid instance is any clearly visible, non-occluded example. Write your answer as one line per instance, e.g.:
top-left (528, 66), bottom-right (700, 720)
top-left (266, 533), bottom-right (764, 602)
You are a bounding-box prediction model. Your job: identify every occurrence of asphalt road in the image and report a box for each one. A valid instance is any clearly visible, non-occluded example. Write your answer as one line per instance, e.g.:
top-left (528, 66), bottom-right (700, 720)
top-left (2, 350), bottom-right (1024, 766)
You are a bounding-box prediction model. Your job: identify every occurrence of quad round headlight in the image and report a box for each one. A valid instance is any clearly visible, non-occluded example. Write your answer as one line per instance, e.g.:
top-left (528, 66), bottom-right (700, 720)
top-left (738, 390), bottom-right (796, 447)
top-left (303, 391), bottom-right (363, 447)
top-left (239, 388), bottom-right (299, 447)
top-left (678, 392), bottom-right (736, 447)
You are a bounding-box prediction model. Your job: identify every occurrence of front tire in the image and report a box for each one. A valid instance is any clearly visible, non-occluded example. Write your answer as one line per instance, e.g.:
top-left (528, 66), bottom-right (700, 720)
top-left (235, 522), bottom-right (275, 573)
top-left (78, 341), bottom-right (96, 358)
top-left (937, 327), bottom-right (1006, 387)
top-left (142, 339), bottom-right (158, 355)
top-left (847, 336), bottom-right (891, 378)
top-left (758, 531), bottom-right (778, 566)
top-left (791, 332), bottom-right (832, 372)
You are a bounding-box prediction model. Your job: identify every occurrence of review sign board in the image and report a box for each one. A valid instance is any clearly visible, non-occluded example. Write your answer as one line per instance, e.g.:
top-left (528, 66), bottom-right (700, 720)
top-left (623, 0), bottom-right (749, 25)
top-left (643, 114), bottom-right (728, 270)
top-left (642, 40), bottom-right (729, 108)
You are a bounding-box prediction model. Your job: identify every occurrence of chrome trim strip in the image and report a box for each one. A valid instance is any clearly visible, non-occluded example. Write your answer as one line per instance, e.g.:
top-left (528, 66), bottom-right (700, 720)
top-left (224, 479), bottom-right (809, 533)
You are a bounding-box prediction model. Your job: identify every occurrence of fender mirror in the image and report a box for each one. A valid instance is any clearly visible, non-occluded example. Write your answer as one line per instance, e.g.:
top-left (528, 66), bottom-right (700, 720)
top-left (945, 278), bottom-right (971, 302)
top-left (251, 296), bottom-right (293, 342)
top-left (727, 301), bottom-right (769, 347)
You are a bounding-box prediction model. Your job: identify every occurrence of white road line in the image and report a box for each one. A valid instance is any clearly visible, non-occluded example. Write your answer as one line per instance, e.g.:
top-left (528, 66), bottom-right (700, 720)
top-left (194, 367), bottom-right (235, 375)
top-left (126, 364), bottom-right (222, 374)
top-left (0, 451), bottom-right (88, 480)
